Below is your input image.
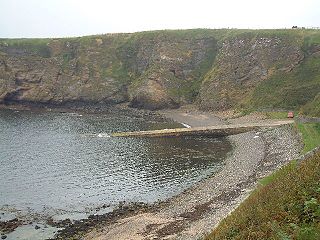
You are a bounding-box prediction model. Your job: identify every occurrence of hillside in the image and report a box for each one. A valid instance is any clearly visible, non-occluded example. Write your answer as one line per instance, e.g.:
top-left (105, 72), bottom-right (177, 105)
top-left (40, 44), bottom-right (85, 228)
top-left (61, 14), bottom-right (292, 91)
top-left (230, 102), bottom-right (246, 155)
top-left (0, 29), bottom-right (319, 115)
top-left (206, 150), bottom-right (320, 240)
top-left (205, 122), bottom-right (320, 240)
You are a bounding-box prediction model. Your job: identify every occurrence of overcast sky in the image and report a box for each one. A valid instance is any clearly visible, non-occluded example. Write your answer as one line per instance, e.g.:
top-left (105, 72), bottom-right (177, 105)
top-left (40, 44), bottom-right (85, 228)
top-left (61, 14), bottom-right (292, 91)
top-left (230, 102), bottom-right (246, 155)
top-left (0, 0), bottom-right (319, 38)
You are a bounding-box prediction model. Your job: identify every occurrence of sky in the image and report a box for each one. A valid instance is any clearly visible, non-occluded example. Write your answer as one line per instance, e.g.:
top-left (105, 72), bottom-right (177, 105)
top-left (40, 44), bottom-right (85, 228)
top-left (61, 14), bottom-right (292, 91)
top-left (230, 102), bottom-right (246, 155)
top-left (0, 0), bottom-right (319, 38)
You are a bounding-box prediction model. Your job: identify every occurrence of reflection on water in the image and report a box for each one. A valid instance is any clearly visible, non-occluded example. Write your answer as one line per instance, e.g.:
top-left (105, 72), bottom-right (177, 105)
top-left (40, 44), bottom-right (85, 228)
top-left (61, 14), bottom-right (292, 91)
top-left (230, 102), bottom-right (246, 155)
top-left (0, 109), bottom-right (232, 219)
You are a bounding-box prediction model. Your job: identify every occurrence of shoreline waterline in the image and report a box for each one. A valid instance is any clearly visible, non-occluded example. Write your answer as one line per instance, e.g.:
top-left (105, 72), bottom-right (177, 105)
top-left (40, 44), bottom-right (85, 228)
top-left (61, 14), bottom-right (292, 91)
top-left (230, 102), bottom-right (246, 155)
top-left (0, 105), bottom-right (233, 240)
top-left (83, 110), bottom-right (301, 240)
top-left (0, 104), bottom-right (302, 240)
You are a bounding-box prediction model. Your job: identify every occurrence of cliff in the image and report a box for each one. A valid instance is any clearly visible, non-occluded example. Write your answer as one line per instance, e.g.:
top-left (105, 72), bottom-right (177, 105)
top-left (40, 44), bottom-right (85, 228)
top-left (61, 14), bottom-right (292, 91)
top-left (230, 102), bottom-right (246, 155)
top-left (0, 29), bottom-right (319, 115)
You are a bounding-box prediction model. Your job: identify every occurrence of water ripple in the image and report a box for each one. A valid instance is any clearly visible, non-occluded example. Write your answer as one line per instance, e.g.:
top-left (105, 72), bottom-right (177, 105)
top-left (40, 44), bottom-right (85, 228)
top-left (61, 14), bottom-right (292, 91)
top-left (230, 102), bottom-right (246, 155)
top-left (0, 109), bottom-right (232, 217)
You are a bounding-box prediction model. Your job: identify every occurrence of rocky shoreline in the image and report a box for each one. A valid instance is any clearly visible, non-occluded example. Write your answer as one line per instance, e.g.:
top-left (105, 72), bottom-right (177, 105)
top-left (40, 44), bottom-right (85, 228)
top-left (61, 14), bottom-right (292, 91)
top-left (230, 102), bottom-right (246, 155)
top-left (0, 106), bottom-right (302, 240)
top-left (49, 202), bottom-right (155, 240)
top-left (82, 111), bottom-right (301, 240)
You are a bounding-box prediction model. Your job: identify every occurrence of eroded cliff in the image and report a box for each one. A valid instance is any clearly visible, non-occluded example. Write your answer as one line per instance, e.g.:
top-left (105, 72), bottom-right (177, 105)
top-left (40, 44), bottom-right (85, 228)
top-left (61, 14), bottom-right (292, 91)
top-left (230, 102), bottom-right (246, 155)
top-left (0, 29), bottom-right (319, 114)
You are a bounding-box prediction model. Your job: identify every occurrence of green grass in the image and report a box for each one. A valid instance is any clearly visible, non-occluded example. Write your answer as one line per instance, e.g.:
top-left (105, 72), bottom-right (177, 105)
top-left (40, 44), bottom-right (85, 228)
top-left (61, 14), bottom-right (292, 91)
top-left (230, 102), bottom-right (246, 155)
top-left (0, 38), bottom-right (51, 57)
top-left (297, 123), bottom-right (320, 153)
top-left (265, 111), bottom-right (289, 119)
top-left (258, 162), bottom-right (298, 187)
top-left (205, 151), bottom-right (320, 240)
top-left (300, 94), bottom-right (320, 117)
top-left (205, 121), bottom-right (320, 240)
top-left (302, 31), bottom-right (320, 53)
top-left (249, 54), bottom-right (320, 112)
top-left (233, 30), bottom-right (320, 115)
top-left (111, 29), bottom-right (320, 107)
top-left (1, 29), bottom-right (319, 111)
top-left (199, 29), bottom-right (320, 112)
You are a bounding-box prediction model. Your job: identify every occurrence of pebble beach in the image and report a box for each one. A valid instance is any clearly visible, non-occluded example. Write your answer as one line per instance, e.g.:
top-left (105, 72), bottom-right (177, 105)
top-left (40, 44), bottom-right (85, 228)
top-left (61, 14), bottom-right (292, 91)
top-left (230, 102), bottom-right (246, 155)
top-left (84, 109), bottom-right (301, 240)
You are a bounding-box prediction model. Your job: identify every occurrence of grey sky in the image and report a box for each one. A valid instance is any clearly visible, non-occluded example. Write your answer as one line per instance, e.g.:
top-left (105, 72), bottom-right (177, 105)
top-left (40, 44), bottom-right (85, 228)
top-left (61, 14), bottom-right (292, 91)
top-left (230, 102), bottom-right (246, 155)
top-left (0, 0), bottom-right (319, 38)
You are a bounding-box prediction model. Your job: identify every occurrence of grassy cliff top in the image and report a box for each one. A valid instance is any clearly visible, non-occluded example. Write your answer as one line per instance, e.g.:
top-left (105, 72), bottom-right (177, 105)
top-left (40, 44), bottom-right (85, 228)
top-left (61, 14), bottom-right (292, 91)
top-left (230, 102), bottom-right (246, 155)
top-left (1, 28), bottom-right (320, 44)
top-left (0, 28), bottom-right (319, 114)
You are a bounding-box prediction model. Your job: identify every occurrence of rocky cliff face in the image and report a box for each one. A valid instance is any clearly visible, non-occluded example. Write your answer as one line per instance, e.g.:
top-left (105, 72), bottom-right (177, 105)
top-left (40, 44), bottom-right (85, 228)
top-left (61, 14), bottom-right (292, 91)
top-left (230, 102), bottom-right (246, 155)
top-left (198, 32), bottom-right (304, 110)
top-left (122, 34), bottom-right (217, 109)
top-left (0, 29), bottom-right (319, 113)
top-left (0, 32), bottom-right (217, 109)
top-left (0, 36), bottom-right (129, 106)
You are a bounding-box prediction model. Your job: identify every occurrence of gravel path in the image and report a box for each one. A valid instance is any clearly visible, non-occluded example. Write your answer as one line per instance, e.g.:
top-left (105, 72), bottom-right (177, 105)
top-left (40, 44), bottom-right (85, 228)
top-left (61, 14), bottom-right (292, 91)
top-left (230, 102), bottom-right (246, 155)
top-left (159, 108), bottom-right (225, 127)
top-left (85, 111), bottom-right (301, 240)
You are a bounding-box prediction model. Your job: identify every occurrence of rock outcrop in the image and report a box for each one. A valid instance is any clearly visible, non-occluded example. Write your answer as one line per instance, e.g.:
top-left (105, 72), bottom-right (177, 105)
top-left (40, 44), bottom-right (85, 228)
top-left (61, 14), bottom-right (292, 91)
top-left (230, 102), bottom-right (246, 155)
top-left (0, 36), bottom-right (129, 106)
top-left (0, 29), bottom-right (319, 113)
top-left (198, 33), bottom-right (305, 110)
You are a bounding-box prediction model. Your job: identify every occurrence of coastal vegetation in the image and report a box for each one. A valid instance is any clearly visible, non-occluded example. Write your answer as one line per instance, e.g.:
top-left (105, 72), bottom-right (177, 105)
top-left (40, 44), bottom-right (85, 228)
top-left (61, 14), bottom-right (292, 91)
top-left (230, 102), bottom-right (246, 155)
top-left (264, 111), bottom-right (288, 119)
top-left (248, 53), bottom-right (320, 112)
top-left (0, 28), bottom-right (320, 239)
top-left (297, 123), bottom-right (320, 153)
top-left (206, 152), bottom-right (320, 240)
top-left (0, 29), bottom-right (319, 115)
top-left (205, 123), bottom-right (320, 240)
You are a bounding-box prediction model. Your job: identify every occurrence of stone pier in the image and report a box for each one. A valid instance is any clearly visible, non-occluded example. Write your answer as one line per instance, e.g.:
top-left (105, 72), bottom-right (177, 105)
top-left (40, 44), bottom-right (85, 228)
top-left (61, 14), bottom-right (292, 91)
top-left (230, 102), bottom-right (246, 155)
top-left (111, 120), bottom-right (294, 138)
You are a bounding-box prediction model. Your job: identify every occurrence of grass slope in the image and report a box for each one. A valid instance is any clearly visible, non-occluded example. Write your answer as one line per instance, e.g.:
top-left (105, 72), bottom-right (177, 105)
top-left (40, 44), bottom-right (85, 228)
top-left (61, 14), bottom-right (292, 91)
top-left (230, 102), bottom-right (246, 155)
top-left (300, 94), bottom-right (320, 117)
top-left (206, 123), bottom-right (320, 240)
top-left (248, 54), bottom-right (320, 112)
top-left (205, 152), bottom-right (320, 240)
top-left (297, 123), bottom-right (320, 153)
top-left (217, 29), bottom-right (320, 116)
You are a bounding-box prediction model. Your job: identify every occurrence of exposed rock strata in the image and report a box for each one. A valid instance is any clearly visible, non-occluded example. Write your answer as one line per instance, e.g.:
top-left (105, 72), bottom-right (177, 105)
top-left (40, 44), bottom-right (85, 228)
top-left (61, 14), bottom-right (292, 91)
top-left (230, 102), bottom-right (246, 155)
top-left (0, 30), bottom-right (319, 111)
top-left (198, 34), bottom-right (304, 110)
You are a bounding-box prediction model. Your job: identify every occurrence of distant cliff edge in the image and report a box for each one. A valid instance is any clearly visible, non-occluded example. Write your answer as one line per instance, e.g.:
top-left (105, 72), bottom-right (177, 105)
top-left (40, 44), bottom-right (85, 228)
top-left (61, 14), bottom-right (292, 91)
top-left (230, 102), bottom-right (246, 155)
top-left (1, 29), bottom-right (319, 116)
